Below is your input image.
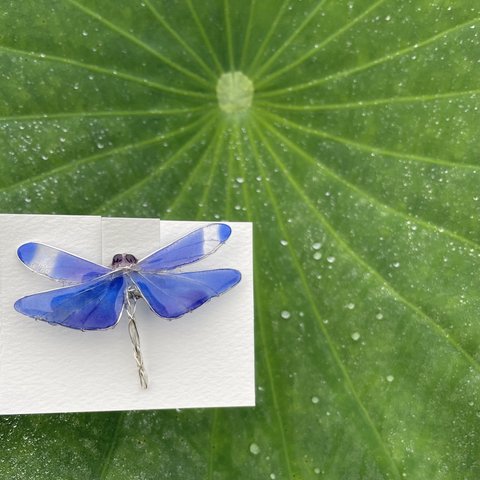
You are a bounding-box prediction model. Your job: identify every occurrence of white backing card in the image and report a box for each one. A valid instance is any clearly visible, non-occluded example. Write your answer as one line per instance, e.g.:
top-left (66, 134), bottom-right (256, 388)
top-left (0, 214), bottom-right (254, 414)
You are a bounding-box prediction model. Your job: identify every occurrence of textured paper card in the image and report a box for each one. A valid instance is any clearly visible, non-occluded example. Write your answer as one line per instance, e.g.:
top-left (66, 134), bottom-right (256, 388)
top-left (0, 214), bottom-right (254, 414)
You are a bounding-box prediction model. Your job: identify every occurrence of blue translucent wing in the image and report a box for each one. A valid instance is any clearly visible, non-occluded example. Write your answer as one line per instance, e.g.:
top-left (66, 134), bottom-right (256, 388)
top-left (14, 275), bottom-right (126, 330)
top-left (17, 243), bottom-right (111, 284)
top-left (137, 223), bottom-right (232, 272)
top-left (130, 269), bottom-right (241, 318)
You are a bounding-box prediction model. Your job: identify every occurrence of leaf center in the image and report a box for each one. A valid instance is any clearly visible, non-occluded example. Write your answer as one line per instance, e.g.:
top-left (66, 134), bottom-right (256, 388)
top-left (216, 71), bottom-right (254, 113)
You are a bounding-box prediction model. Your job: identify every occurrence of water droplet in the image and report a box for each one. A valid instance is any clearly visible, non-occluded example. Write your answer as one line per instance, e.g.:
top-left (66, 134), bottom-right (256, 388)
top-left (280, 239), bottom-right (288, 246)
top-left (281, 310), bottom-right (291, 319)
top-left (236, 177), bottom-right (244, 184)
top-left (392, 261), bottom-right (400, 268)
top-left (82, 30), bottom-right (88, 36)
top-left (249, 442), bottom-right (260, 455)
top-left (314, 467), bottom-right (321, 475)
top-left (376, 313), bottom-right (384, 320)
top-left (351, 332), bottom-right (360, 341)
top-left (386, 375), bottom-right (394, 382)
top-left (270, 474), bottom-right (276, 479)
top-left (313, 252), bottom-right (322, 260)
top-left (312, 242), bottom-right (321, 250)
top-left (311, 396), bottom-right (319, 404)
top-left (346, 302), bottom-right (355, 310)
top-left (326, 256), bottom-right (336, 263)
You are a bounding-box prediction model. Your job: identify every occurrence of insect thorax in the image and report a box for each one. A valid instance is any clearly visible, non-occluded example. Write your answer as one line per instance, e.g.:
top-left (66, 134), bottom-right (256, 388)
top-left (111, 253), bottom-right (138, 269)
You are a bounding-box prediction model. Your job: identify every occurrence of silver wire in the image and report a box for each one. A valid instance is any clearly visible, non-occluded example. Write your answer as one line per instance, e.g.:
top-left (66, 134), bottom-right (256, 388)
top-left (125, 287), bottom-right (148, 389)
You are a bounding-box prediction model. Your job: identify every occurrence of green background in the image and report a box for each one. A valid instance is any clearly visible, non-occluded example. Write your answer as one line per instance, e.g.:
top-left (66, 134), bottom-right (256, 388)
top-left (1, 0), bottom-right (479, 478)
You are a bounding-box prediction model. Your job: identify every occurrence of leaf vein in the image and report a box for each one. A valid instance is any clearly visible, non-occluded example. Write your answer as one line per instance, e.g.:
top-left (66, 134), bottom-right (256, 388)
top-left (250, 119), bottom-right (402, 479)
top-left (260, 109), bottom-right (479, 169)
top-left (256, 89), bottom-right (480, 110)
top-left (259, 16), bottom-right (480, 97)
top-left (255, 115), bottom-right (480, 377)
top-left (0, 116), bottom-right (209, 194)
top-left (0, 45), bottom-right (212, 99)
top-left (63, 0), bottom-right (211, 88)
top-left (93, 112), bottom-right (216, 214)
top-left (259, 113), bottom-right (480, 253)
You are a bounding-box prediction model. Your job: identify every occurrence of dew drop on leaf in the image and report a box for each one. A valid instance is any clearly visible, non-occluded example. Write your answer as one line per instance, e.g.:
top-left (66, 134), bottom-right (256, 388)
top-left (249, 443), bottom-right (260, 455)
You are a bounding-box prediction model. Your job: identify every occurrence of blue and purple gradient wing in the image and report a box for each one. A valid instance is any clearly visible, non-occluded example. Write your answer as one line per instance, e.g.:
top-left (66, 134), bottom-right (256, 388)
top-left (137, 223), bottom-right (232, 272)
top-left (17, 243), bottom-right (111, 284)
top-left (131, 269), bottom-right (241, 318)
top-left (14, 275), bottom-right (126, 330)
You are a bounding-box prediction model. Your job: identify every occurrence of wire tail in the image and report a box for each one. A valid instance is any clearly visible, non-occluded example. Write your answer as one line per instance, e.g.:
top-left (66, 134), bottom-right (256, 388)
top-left (126, 288), bottom-right (148, 389)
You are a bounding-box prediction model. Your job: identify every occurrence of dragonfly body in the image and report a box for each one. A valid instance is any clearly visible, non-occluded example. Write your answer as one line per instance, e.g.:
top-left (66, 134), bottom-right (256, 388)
top-left (14, 223), bottom-right (241, 387)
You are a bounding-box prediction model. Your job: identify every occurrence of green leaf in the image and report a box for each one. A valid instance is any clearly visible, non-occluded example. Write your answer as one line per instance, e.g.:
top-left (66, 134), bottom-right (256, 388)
top-left (1, 1), bottom-right (479, 478)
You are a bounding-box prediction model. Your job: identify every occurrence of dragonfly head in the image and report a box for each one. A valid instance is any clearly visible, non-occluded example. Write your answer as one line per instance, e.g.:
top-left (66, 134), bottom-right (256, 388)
top-left (111, 253), bottom-right (138, 269)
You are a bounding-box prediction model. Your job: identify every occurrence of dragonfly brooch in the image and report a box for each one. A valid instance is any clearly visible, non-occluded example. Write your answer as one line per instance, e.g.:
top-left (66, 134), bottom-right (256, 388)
top-left (14, 223), bottom-right (241, 389)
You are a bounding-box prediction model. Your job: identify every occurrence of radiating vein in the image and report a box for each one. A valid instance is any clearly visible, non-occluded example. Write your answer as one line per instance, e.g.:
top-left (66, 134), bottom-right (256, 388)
top-left (143, 0), bottom-right (217, 81)
top-left (252, 0), bottom-right (329, 80)
top-left (0, 106), bottom-right (210, 122)
top-left (256, 89), bottom-right (480, 110)
top-left (224, 126), bottom-right (234, 216)
top-left (0, 45), bottom-right (212, 99)
top-left (0, 115), bottom-right (209, 194)
top-left (93, 112), bottom-right (216, 213)
top-left (98, 412), bottom-right (125, 480)
top-left (238, 125), bottom-right (295, 479)
top-left (257, 115), bottom-right (480, 253)
top-left (239, 0), bottom-right (256, 70)
top-left (249, 120), bottom-right (402, 479)
top-left (257, 16), bottom-right (480, 97)
top-left (195, 125), bottom-right (225, 220)
top-left (253, 117), bottom-right (480, 377)
top-left (206, 409), bottom-right (218, 480)
top-left (224, 0), bottom-right (235, 71)
top-left (166, 124), bottom-right (222, 215)
top-left (259, 109), bottom-right (480, 169)
top-left (186, 0), bottom-right (223, 73)
top-left (246, 0), bottom-right (290, 75)
top-left (256, 0), bottom-right (385, 87)
top-left (64, 0), bottom-right (211, 88)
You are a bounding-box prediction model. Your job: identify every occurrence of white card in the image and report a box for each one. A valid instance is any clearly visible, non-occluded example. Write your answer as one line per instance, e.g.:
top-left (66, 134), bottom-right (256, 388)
top-left (0, 214), bottom-right (255, 414)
